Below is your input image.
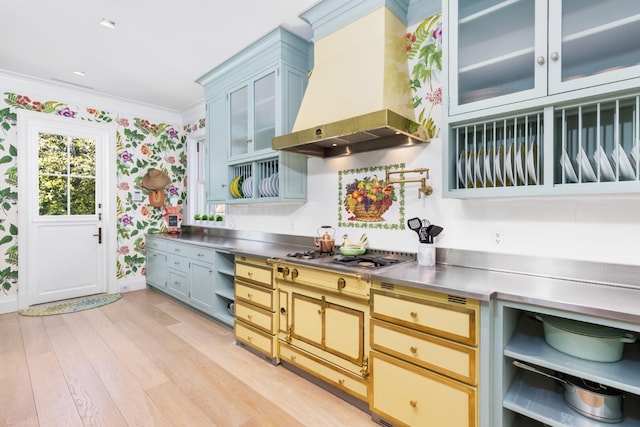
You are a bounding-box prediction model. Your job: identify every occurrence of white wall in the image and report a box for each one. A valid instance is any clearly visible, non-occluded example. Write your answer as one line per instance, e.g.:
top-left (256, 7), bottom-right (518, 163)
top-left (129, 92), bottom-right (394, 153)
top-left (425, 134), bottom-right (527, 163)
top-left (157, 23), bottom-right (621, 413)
top-left (226, 138), bottom-right (640, 266)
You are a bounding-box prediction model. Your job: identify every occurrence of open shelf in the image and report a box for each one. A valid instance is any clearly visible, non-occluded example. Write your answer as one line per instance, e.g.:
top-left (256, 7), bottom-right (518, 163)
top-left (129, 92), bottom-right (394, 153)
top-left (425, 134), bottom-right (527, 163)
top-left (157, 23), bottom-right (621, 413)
top-left (504, 369), bottom-right (640, 426)
top-left (504, 315), bottom-right (640, 395)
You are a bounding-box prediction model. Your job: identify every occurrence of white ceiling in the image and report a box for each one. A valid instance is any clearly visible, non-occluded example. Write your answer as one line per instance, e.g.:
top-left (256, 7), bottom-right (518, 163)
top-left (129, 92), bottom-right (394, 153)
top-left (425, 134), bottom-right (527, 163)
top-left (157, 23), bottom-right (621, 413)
top-left (0, 0), bottom-right (320, 112)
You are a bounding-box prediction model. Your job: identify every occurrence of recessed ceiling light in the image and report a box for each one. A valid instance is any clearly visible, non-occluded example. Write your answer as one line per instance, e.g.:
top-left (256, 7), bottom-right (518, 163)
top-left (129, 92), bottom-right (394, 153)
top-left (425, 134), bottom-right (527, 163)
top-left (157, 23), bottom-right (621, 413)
top-left (99, 18), bottom-right (116, 29)
top-left (73, 71), bottom-right (86, 77)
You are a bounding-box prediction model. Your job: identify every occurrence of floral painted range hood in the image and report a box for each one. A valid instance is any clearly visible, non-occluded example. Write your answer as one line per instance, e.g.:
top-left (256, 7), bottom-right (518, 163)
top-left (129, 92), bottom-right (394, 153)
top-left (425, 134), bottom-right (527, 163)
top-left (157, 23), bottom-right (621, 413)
top-left (272, 0), bottom-right (429, 158)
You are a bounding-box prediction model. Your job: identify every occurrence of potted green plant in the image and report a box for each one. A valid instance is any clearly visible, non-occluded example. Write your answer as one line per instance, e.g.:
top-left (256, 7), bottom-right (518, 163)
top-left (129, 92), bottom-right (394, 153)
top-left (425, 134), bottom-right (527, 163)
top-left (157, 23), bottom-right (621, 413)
top-left (193, 214), bottom-right (202, 224)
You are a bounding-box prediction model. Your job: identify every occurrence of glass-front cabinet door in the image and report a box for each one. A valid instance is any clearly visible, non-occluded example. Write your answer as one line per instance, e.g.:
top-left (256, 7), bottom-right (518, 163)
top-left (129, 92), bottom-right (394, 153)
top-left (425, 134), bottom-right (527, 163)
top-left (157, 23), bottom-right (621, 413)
top-left (228, 69), bottom-right (276, 159)
top-left (229, 85), bottom-right (249, 158)
top-left (548, 0), bottom-right (640, 94)
top-left (449, 0), bottom-right (547, 115)
top-left (253, 71), bottom-right (276, 152)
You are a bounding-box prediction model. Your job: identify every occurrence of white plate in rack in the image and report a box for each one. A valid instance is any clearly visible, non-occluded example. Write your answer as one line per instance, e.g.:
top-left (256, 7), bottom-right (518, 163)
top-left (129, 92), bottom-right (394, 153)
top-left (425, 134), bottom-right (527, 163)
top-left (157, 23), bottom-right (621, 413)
top-left (475, 148), bottom-right (485, 187)
top-left (505, 144), bottom-right (515, 185)
top-left (494, 146), bottom-right (505, 186)
top-left (575, 146), bottom-right (597, 182)
top-left (271, 173), bottom-right (279, 196)
top-left (526, 141), bottom-right (538, 185)
top-left (484, 147), bottom-right (494, 187)
top-left (594, 145), bottom-right (615, 181)
top-left (457, 151), bottom-right (467, 188)
top-left (611, 143), bottom-right (635, 180)
top-left (560, 150), bottom-right (578, 183)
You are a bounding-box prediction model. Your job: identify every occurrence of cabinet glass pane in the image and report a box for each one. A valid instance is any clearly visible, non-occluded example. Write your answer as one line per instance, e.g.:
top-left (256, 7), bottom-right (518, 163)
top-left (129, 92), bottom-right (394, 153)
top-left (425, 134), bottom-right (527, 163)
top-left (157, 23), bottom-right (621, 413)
top-left (457, 0), bottom-right (535, 105)
top-left (230, 85), bottom-right (249, 157)
top-left (253, 72), bottom-right (276, 152)
top-left (560, 0), bottom-right (640, 82)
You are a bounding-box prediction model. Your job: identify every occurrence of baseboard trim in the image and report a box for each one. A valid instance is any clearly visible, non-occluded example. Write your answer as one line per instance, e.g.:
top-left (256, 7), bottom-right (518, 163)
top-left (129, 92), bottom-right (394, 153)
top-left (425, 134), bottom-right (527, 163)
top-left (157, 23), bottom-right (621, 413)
top-left (0, 294), bottom-right (18, 314)
top-left (117, 277), bottom-right (146, 293)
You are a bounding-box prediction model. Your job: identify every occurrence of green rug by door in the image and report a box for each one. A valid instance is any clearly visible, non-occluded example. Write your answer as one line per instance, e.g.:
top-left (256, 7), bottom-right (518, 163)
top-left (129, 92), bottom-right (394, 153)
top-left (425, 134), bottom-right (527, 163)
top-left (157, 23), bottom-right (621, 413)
top-left (18, 293), bottom-right (123, 316)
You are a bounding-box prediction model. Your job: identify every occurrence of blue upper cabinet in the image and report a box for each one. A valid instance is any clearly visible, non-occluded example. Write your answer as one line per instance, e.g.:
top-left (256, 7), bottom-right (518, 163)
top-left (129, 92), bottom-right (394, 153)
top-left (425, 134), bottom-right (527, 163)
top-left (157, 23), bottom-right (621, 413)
top-left (197, 27), bottom-right (311, 203)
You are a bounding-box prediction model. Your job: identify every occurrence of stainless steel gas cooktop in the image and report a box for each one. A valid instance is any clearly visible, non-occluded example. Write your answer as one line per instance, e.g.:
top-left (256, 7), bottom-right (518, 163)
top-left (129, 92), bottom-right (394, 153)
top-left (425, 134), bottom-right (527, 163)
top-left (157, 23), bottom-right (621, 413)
top-left (283, 249), bottom-right (415, 271)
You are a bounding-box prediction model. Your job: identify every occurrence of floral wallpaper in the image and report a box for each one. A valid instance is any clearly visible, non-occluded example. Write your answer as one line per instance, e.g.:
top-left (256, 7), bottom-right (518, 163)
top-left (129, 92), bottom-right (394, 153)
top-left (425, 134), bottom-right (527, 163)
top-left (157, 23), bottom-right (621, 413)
top-left (0, 91), bottom-right (187, 296)
top-left (407, 13), bottom-right (442, 139)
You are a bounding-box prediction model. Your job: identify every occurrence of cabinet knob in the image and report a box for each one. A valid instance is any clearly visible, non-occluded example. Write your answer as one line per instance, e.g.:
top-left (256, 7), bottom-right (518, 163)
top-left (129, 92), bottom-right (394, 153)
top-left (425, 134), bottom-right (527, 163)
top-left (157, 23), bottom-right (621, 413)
top-left (282, 267), bottom-right (290, 277)
top-left (337, 278), bottom-right (346, 289)
top-left (291, 355), bottom-right (296, 361)
top-left (550, 51), bottom-right (559, 61)
top-left (247, 314), bottom-right (253, 320)
top-left (409, 400), bottom-right (418, 408)
top-left (536, 55), bottom-right (545, 65)
top-left (247, 335), bottom-right (253, 341)
top-left (338, 379), bottom-right (345, 385)
top-left (291, 269), bottom-right (298, 279)
top-left (410, 311), bottom-right (418, 319)
top-left (247, 293), bottom-right (253, 298)
top-left (410, 346), bottom-right (418, 354)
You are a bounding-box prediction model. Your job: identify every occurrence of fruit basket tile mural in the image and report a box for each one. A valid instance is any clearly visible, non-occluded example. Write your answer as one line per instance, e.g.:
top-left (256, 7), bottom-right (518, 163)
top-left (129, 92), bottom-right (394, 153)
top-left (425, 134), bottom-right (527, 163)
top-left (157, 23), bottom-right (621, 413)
top-left (338, 164), bottom-right (405, 230)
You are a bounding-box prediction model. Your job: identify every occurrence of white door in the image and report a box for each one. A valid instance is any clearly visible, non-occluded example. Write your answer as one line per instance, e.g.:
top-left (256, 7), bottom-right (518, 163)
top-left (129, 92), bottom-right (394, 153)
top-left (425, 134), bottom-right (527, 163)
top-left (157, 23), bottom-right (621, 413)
top-left (21, 112), bottom-right (109, 305)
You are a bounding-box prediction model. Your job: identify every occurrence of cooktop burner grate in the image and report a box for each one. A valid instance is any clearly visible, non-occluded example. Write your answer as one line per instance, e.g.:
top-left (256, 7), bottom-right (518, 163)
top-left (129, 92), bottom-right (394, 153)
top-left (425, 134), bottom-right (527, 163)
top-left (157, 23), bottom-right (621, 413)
top-left (286, 250), bottom-right (335, 259)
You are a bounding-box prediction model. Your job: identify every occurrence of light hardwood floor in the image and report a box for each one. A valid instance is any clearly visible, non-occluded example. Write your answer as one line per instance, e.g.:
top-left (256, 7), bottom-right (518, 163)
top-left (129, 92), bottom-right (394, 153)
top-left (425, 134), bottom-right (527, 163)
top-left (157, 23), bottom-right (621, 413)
top-left (0, 288), bottom-right (377, 427)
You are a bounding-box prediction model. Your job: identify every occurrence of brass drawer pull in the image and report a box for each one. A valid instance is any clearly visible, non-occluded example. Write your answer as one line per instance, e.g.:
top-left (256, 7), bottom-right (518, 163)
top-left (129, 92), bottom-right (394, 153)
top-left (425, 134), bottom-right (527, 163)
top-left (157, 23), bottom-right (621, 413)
top-left (247, 314), bottom-right (253, 320)
top-left (248, 271), bottom-right (253, 277)
top-left (337, 278), bottom-right (346, 289)
top-left (247, 293), bottom-right (253, 298)
top-left (410, 346), bottom-right (418, 354)
top-left (409, 400), bottom-right (418, 408)
top-left (410, 311), bottom-right (418, 319)
top-left (291, 269), bottom-right (298, 279)
top-left (247, 336), bottom-right (253, 341)
top-left (338, 379), bottom-right (345, 385)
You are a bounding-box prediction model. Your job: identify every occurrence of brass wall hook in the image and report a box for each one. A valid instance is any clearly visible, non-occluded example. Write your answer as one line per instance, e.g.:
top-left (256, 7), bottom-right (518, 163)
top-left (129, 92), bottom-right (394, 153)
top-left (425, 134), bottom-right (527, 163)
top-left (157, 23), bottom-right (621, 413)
top-left (385, 168), bottom-right (433, 198)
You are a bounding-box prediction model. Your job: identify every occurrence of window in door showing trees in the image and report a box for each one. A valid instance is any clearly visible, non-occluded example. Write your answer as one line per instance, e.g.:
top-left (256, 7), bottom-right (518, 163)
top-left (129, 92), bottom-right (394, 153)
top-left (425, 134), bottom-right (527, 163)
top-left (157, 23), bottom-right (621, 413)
top-left (38, 132), bottom-right (96, 216)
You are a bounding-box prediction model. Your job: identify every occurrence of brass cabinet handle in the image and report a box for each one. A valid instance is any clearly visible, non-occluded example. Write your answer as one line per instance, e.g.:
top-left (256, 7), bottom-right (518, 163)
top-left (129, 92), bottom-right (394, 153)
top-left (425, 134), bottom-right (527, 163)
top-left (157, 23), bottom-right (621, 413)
top-left (291, 269), bottom-right (298, 279)
top-left (247, 314), bottom-right (253, 320)
top-left (291, 355), bottom-right (296, 361)
top-left (247, 293), bottom-right (253, 298)
top-left (247, 271), bottom-right (253, 277)
top-left (338, 379), bottom-right (345, 385)
top-left (409, 400), bottom-right (417, 408)
top-left (337, 278), bottom-right (346, 289)
top-left (247, 336), bottom-right (253, 341)
top-left (410, 311), bottom-right (418, 319)
top-left (410, 346), bottom-right (418, 354)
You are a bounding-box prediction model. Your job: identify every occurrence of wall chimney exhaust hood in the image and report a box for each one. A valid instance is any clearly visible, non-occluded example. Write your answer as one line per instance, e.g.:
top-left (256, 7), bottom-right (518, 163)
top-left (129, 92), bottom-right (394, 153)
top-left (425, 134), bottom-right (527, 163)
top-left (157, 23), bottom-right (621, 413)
top-left (272, 0), bottom-right (429, 158)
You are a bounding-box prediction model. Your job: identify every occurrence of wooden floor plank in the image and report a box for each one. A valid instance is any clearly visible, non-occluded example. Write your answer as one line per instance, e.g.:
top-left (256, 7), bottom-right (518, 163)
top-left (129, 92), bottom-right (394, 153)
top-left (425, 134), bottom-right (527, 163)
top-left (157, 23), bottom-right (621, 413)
top-left (6, 289), bottom-right (376, 427)
top-left (81, 308), bottom-right (170, 390)
top-left (63, 312), bottom-right (172, 427)
top-left (0, 314), bottom-right (38, 427)
top-left (43, 320), bottom-right (128, 427)
top-left (18, 316), bottom-right (82, 427)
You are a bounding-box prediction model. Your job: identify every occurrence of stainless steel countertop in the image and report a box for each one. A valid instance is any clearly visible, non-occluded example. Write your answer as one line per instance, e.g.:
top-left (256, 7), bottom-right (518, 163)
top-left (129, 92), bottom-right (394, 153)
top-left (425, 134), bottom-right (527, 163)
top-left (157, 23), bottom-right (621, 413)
top-left (148, 231), bottom-right (640, 326)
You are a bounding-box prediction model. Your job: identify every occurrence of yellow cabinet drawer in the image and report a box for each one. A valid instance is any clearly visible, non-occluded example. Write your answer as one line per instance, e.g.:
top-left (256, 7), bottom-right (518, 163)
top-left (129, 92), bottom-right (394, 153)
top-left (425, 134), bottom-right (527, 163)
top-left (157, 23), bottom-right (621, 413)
top-left (235, 300), bottom-right (275, 334)
top-left (371, 319), bottom-right (476, 385)
top-left (371, 351), bottom-right (476, 427)
top-left (279, 343), bottom-right (368, 402)
top-left (235, 281), bottom-right (274, 311)
top-left (190, 246), bottom-right (215, 264)
top-left (146, 237), bottom-right (167, 251)
top-left (235, 322), bottom-right (275, 357)
top-left (167, 253), bottom-right (189, 273)
top-left (371, 289), bottom-right (477, 346)
top-left (235, 260), bottom-right (273, 288)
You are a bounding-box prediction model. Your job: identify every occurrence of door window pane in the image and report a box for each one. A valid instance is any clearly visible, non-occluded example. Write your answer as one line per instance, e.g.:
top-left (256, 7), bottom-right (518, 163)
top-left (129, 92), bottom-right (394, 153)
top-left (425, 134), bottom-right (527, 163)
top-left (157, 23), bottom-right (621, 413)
top-left (230, 85), bottom-right (249, 157)
top-left (38, 132), bottom-right (96, 216)
top-left (253, 72), bottom-right (276, 151)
